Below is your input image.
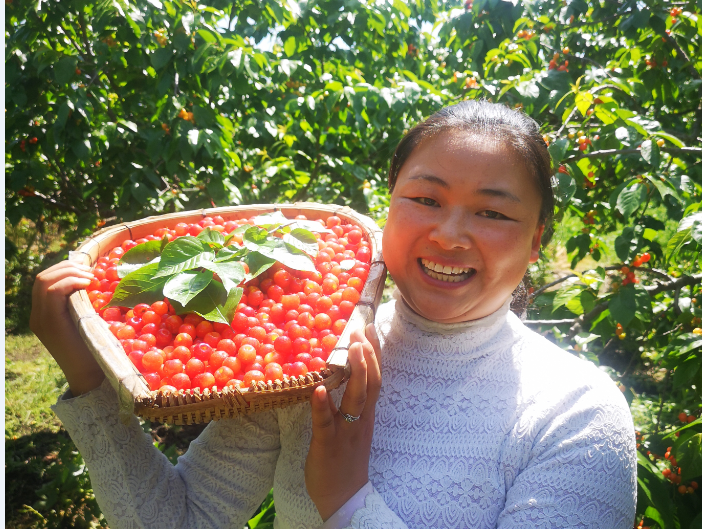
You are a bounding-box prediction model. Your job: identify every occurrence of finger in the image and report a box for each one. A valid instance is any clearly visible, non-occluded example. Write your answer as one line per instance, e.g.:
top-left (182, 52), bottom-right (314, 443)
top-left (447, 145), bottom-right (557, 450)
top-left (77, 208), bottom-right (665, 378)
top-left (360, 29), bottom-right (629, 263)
top-left (33, 267), bottom-right (91, 315)
top-left (37, 265), bottom-right (94, 287)
top-left (339, 342), bottom-right (368, 420)
top-left (363, 330), bottom-right (382, 407)
top-left (310, 386), bottom-right (337, 442)
top-left (349, 326), bottom-right (365, 345)
top-left (365, 324), bottom-right (381, 367)
top-left (36, 260), bottom-right (92, 280)
top-left (46, 276), bottom-right (94, 298)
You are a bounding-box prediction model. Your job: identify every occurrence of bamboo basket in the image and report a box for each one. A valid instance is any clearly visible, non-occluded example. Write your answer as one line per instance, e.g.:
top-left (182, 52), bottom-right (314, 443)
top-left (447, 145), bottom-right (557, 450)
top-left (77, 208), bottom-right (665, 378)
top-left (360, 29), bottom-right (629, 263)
top-left (67, 203), bottom-right (386, 425)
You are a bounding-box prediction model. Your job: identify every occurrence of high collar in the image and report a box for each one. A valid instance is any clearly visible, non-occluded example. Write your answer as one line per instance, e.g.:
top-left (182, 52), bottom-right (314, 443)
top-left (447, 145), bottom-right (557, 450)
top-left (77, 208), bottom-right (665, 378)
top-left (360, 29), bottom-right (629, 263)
top-left (393, 289), bottom-right (513, 335)
top-left (384, 290), bottom-right (515, 361)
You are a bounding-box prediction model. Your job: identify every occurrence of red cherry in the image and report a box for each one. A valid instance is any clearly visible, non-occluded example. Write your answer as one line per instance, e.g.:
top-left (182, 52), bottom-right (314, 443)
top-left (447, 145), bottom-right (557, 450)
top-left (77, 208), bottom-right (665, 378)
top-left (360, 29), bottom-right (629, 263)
top-left (222, 356), bottom-right (242, 375)
top-left (192, 342), bottom-right (213, 362)
top-left (171, 373), bottom-right (192, 391)
top-left (264, 363), bottom-right (284, 381)
top-left (309, 356), bottom-right (326, 372)
top-left (289, 362), bottom-right (308, 377)
top-left (192, 372), bottom-right (215, 390)
top-left (164, 359), bottom-right (184, 378)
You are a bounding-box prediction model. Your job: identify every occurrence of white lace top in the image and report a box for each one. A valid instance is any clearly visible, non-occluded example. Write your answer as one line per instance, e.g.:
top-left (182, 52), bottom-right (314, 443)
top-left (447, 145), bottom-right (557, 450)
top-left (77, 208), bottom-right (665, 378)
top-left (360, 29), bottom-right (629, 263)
top-left (52, 297), bottom-right (637, 529)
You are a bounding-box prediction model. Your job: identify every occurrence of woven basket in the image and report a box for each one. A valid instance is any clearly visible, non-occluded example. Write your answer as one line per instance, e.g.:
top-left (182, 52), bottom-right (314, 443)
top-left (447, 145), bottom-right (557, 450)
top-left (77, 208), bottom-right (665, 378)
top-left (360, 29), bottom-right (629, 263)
top-left (67, 203), bottom-right (386, 425)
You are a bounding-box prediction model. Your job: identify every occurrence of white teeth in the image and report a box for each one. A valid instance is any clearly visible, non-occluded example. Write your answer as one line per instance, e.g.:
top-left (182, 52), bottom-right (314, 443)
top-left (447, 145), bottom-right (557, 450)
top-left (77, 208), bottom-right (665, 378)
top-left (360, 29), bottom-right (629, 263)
top-left (421, 259), bottom-right (475, 283)
top-left (421, 259), bottom-right (471, 277)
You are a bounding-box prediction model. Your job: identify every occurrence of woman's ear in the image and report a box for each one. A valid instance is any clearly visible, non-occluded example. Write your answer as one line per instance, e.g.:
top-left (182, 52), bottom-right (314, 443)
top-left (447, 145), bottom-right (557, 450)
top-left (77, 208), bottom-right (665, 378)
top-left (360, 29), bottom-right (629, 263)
top-left (529, 224), bottom-right (545, 263)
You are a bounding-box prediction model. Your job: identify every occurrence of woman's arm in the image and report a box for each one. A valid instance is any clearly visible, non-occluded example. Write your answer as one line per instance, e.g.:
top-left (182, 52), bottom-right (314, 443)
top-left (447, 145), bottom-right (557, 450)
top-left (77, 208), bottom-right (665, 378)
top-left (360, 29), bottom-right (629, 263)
top-left (53, 382), bottom-right (280, 529)
top-left (36, 261), bottom-right (281, 528)
top-left (497, 376), bottom-right (637, 528)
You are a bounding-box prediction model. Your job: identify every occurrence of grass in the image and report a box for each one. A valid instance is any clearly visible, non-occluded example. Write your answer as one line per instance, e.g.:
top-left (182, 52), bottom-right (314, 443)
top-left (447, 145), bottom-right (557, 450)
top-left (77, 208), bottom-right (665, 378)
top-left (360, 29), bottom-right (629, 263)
top-left (5, 334), bottom-right (76, 529)
top-left (6, 334), bottom-right (67, 438)
top-left (4, 333), bottom-right (208, 529)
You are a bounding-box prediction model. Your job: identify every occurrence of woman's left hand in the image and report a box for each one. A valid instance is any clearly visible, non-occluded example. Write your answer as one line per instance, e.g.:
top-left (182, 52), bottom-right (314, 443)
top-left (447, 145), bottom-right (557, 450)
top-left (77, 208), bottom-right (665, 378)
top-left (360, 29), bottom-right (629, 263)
top-left (305, 323), bottom-right (382, 522)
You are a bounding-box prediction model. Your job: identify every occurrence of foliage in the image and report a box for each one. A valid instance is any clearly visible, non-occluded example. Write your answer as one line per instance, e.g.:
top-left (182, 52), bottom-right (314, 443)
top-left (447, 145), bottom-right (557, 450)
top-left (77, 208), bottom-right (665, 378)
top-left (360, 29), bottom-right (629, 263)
top-left (6, 0), bottom-right (702, 526)
top-left (107, 214), bottom-right (328, 322)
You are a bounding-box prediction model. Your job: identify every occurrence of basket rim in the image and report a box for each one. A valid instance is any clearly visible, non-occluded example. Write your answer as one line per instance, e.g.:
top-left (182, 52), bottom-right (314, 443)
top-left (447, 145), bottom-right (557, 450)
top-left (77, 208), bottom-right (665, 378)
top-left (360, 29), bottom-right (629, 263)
top-left (67, 203), bottom-right (387, 424)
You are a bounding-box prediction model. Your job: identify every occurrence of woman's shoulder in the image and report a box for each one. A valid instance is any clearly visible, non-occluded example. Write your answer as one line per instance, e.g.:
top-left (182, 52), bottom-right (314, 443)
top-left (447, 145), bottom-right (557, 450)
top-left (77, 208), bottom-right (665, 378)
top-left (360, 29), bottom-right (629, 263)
top-left (507, 314), bottom-right (627, 409)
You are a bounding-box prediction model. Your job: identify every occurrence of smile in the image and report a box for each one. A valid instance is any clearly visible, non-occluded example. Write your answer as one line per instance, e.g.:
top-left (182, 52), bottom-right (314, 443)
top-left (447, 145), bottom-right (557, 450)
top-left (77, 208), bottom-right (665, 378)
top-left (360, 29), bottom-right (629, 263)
top-left (419, 258), bottom-right (476, 283)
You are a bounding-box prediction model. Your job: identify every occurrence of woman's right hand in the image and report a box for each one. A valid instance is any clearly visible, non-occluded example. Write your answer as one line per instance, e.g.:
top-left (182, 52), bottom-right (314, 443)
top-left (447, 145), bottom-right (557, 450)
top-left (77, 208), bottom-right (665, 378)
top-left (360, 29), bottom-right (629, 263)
top-left (30, 260), bottom-right (106, 396)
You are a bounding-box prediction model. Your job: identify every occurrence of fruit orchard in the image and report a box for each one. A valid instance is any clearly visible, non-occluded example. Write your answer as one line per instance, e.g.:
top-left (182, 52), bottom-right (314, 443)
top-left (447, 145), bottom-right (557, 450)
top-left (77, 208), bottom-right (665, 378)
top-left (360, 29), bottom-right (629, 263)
top-left (5, 0), bottom-right (702, 527)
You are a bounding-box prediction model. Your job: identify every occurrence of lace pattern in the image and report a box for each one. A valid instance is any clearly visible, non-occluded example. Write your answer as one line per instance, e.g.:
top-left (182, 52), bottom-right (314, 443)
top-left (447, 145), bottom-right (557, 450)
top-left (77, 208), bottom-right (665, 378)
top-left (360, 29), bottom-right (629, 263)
top-left (52, 298), bottom-right (636, 529)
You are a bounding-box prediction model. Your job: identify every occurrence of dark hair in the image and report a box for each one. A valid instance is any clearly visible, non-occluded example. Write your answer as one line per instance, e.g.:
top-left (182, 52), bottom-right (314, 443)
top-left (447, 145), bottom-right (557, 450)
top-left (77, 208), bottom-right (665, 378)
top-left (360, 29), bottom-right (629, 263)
top-left (388, 100), bottom-right (555, 231)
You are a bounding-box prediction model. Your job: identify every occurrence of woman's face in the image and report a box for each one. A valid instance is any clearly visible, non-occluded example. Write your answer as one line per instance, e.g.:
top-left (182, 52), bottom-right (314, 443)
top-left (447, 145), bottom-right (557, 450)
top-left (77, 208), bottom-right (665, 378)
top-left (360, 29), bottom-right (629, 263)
top-left (382, 132), bottom-right (545, 323)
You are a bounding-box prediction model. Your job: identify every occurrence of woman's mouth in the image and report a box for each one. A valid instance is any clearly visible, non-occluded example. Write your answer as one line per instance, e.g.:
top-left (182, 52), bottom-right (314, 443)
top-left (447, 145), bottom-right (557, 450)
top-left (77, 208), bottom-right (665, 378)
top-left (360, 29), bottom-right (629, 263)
top-left (419, 258), bottom-right (476, 283)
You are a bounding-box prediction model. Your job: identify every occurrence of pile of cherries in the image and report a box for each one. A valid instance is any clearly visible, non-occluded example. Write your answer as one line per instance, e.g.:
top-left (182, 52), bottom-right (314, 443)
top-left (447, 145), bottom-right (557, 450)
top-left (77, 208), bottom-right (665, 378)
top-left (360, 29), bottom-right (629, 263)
top-left (85, 214), bottom-right (372, 393)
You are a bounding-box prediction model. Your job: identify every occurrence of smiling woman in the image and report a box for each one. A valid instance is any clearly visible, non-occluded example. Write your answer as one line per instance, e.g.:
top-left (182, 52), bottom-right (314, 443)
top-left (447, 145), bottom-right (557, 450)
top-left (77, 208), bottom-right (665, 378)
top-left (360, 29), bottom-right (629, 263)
top-left (35, 100), bottom-right (636, 529)
top-left (383, 131), bottom-right (545, 323)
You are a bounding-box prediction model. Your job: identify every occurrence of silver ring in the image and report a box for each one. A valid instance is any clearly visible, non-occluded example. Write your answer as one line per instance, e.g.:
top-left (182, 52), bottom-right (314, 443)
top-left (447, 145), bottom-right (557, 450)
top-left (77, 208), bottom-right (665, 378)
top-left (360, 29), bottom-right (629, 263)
top-left (340, 411), bottom-right (361, 423)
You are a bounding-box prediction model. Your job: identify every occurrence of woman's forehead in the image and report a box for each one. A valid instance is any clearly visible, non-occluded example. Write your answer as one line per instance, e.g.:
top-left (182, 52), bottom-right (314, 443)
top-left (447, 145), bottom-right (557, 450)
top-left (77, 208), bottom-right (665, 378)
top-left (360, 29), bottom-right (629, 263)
top-left (400, 131), bottom-right (528, 179)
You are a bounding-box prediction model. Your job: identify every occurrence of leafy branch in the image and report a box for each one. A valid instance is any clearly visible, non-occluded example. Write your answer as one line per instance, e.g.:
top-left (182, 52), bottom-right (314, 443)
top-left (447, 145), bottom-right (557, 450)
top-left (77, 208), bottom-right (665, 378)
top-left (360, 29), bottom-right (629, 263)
top-left (562, 146), bottom-right (702, 164)
top-left (527, 273), bottom-right (702, 338)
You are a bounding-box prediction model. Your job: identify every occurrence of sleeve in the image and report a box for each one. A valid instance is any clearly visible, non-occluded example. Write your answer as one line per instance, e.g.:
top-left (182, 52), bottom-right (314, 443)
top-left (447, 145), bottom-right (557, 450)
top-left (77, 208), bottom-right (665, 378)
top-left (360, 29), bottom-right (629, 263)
top-left (51, 378), bottom-right (280, 529)
top-left (497, 377), bottom-right (637, 529)
top-left (333, 484), bottom-right (408, 529)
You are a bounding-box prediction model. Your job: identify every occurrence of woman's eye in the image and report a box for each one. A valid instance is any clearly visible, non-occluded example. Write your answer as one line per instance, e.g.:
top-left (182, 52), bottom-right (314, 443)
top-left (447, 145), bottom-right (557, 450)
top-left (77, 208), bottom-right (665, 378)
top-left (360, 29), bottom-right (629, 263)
top-left (413, 197), bottom-right (439, 207)
top-left (480, 210), bottom-right (507, 220)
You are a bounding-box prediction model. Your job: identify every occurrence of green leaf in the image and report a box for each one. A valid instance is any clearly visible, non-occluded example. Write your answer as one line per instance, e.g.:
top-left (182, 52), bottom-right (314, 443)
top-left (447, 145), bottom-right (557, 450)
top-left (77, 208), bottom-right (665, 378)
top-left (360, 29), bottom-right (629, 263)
top-left (282, 228), bottom-right (318, 257)
top-left (666, 229), bottom-right (693, 262)
top-left (245, 252), bottom-right (276, 279)
top-left (640, 139), bottom-right (661, 168)
top-left (244, 228), bottom-right (316, 272)
top-left (651, 131), bottom-right (684, 148)
top-left (197, 227), bottom-right (225, 247)
top-left (120, 238), bottom-right (168, 264)
top-left (106, 263), bottom-right (169, 308)
top-left (154, 237), bottom-right (213, 278)
top-left (677, 433), bottom-right (702, 481)
top-left (615, 227), bottom-right (638, 262)
top-left (636, 454), bottom-right (676, 529)
top-left (673, 355), bottom-right (702, 390)
top-left (548, 138), bottom-right (569, 164)
top-left (220, 287), bottom-right (244, 324)
top-left (116, 257), bottom-right (161, 278)
top-left (284, 36), bottom-right (296, 57)
top-left (72, 139), bottom-right (91, 160)
top-left (54, 56), bottom-right (78, 86)
top-left (199, 260), bottom-right (246, 293)
top-left (681, 212), bottom-right (702, 244)
top-left (150, 47), bottom-right (172, 70)
top-left (215, 246), bottom-right (245, 263)
top-left (575, 92), bottom-right (593, 117)
top-left (553, 285), bottom-right (584, 311)
top-left (179, 281), bottom-right (229, 324)
top-left (609, 286), bottom-right (636, 326)
top-left (163, 270), bottom-right (213, 306)
top-left (555, 173), bottom-right (576, 204)
top-left (616, 184), bottom-right (646, 217)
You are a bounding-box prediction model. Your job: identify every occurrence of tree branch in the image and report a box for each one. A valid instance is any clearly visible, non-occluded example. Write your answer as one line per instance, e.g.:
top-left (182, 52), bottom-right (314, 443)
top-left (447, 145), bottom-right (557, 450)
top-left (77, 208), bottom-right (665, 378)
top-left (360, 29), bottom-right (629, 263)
top-left (528, 265), bottom-right (671, 300)
top-left (562, 146), bottom-right (702, 164)
top-left (526, 273), bottom-right (702, 337)
top-left (24, 191), bottom-right (79, 213)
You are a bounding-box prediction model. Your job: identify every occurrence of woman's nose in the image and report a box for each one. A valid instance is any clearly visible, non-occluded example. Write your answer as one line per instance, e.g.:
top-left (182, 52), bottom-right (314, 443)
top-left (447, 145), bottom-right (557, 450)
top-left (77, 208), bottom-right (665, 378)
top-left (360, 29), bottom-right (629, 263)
top-left (428, 211), bottom-right (473, 251)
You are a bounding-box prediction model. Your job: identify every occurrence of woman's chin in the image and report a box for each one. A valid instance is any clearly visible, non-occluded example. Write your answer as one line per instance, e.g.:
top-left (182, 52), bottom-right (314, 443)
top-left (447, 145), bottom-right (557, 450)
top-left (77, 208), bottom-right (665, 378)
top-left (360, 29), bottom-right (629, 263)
top-left (401, 294), bottom-right (478, 324)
